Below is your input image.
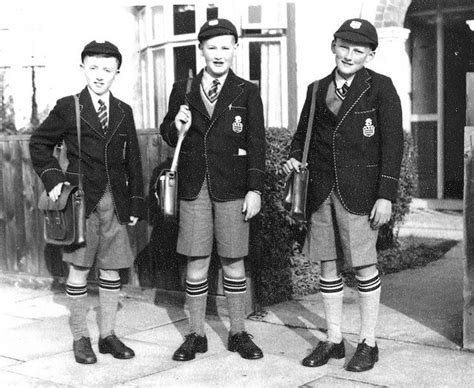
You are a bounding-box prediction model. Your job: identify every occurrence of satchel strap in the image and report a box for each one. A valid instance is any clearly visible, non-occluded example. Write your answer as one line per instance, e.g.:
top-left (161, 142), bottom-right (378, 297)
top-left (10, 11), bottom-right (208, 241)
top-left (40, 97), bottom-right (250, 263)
top-left (73, 95), bottom-right (83, 193)
top-left (301, 81), bottom-right (319, 165)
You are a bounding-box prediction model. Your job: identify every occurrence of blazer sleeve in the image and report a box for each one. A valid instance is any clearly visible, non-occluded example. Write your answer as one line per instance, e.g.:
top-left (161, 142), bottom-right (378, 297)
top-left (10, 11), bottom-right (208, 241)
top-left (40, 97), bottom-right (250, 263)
top-left (377, 77), bottom-right (404, 202)
top-left (289, 83), bottom-right (314, 161)
top-left (29, 98), bottom-right (70, 192)
top-left (246, 85), bottom-right (266, 192)
top-left (125, 105), bottom-right (146, 219)
top-left (159, 82), bottom-right (183, 147)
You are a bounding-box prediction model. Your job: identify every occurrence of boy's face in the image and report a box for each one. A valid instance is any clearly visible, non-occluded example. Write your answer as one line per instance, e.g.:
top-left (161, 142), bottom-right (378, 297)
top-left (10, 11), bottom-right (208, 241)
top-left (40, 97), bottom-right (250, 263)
top-left (331, 38), bottom-right (375, 78)
top-left (200, 35), bottom-right (237, 78)
top-left (81, 55), bottom-right (119, 96)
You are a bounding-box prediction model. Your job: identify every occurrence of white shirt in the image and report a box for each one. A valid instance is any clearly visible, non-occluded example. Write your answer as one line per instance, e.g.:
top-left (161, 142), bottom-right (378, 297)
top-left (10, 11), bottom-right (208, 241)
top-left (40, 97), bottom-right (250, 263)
top-left (201, 68), bottom-right (228, 96)
top-left (334, 71), bottom-right (355, 90)
top-left (87, 87), bottom-right (110, 113)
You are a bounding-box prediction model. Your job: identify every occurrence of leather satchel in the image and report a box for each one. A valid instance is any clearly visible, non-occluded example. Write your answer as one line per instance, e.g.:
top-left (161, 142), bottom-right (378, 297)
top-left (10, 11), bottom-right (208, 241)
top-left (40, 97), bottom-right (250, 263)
top-left (156, 71), bottom-right (193, 218)
top-left (283, 81), bottom-right (319, 221)
top-left (37, 95), bottom-right (86, 245)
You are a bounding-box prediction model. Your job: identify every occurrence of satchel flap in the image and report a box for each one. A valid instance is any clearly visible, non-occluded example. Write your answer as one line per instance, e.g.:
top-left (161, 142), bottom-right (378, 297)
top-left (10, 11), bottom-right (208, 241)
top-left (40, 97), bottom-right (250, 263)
top-left (38, 185), bottom-right (78, 211)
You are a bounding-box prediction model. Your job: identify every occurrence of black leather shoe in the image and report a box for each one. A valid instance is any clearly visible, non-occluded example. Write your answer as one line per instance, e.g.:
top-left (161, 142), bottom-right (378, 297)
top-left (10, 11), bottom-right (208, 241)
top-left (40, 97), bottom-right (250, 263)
top-left (302, 340), bottom-right (345, 367)
top-left (345, 340), bottom-right (378, 372)
top-left (228, 332), bottom-right (263, 360)
top-left (73, 337), bottom-right (97, 364)
top-left (98, 334), bottom-right (135, 359)
top-left (172, 333), bottom-right (208, 361)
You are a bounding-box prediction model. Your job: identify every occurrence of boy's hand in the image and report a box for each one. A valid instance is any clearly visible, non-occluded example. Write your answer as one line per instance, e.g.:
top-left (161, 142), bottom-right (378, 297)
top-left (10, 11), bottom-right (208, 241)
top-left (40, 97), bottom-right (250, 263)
top-left (48, 181), bottom-right (70, 202)
top-left (128, 216), bottom-right (138, 226)
top-left (242, 191), bottom-right (261, 221)
top-left (283, 158), bottom-right (305, 175)
top-left (174, 105), bottom-right (192, 137)
top-left (369, 198), bottom-right (392, 229)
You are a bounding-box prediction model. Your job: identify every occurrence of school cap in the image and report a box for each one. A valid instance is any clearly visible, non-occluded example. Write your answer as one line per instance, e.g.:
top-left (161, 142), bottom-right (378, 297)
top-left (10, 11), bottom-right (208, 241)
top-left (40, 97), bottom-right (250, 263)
top-left (81, 40), bottom-right (122, 68)
top-left (334, 18), bottom-right (378, 49)
top-left (198, 18), bottom-right (238, 43)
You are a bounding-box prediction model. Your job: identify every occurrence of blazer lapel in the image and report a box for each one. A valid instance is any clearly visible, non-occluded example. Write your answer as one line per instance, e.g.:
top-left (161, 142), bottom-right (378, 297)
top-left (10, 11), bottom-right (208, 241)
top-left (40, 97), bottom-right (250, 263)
top-left (336, 68), bottom-right (371, 122)
top-left (79, 87), bottom-right (104, 138)
top-left (185, 70), bottom-right (209, 121)
top-left (106, 93), bottom-right (125, 140)
top-left (210, 70), bottom-right (243, 122)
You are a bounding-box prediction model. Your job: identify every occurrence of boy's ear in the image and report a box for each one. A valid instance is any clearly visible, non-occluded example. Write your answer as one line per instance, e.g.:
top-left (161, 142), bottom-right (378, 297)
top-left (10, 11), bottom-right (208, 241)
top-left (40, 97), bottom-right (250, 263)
top-left (365, 49), bottom-right (376, 64)
top-left (331, 40), bottom-right (336, 54)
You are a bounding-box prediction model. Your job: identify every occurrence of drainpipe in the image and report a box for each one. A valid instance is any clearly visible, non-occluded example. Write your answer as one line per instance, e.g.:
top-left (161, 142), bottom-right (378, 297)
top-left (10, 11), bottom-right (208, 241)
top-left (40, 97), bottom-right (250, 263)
top-left (437, 11), bottom-right (445, 199)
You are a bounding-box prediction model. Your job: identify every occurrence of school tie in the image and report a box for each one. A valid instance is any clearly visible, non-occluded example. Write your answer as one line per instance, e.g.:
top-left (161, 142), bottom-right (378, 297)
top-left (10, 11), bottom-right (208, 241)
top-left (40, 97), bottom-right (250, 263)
top-left (335, 82), bottom-right (349, 100)
top-left (207, 79), bottom-right (220, 103)
top-left (97, 99), bottom-right (108, 132)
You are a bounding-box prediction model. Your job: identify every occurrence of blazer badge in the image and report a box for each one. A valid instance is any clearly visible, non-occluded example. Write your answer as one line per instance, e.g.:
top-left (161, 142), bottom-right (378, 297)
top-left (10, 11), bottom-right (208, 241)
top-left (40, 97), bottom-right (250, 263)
top-left (232, 115), bottom-right (243, 133)
top-left (362, 118), bottom-right (375, 137)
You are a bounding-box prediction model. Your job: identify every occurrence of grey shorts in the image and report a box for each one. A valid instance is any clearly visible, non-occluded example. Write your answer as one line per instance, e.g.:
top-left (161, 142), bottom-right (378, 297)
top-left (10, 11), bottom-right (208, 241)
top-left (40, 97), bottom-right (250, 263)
top-left (304, 191), bottom-right (378, 268)
top-left (63, 190), bottom-right (134, 269)
top-left (177, 182), bottom-right (249, 258)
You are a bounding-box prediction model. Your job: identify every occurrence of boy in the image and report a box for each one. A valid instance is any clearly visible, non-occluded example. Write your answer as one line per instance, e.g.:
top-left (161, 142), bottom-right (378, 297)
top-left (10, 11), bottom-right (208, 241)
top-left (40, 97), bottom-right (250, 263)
top-left (30, 40), bottom-right (146, 364)
top-left (283, 19), bottom-right (403, 372)
top-left (160, 19), bottom-right (265, 361)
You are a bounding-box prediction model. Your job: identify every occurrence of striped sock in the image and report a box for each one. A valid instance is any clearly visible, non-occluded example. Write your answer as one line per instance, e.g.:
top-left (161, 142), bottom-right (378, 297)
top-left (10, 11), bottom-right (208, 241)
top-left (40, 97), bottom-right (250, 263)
top-left (223, 276), bottom-right (247, 335)
top-left (356, 270), bottom-right (381, 347)
top-left (186, 279), bottom-right (208, 336)
top-left (98, 276), bottom-right (121, 338)
top-left (66, 283), bottom-right (89, 341)
top-left (319, 276), bottom-right (344, 344)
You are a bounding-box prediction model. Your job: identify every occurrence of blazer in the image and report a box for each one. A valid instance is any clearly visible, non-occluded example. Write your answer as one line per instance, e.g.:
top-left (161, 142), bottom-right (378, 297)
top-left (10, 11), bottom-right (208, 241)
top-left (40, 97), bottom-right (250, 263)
top-left (290, 67), bottom-right (404, 215)
top-left (30, 87), bottom-right (146, 223)
top-left (160, 69), bottom-right (266, 201)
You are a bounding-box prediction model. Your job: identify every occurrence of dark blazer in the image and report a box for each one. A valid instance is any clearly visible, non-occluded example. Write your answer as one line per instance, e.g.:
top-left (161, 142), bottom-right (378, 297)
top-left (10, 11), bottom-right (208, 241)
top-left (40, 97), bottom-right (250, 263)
top-left (290, 67), bottom-right (403, 215)
top-left (30, 87), bottom-right (146, 223)
top-left (160, 69), bottom-right (265, 201)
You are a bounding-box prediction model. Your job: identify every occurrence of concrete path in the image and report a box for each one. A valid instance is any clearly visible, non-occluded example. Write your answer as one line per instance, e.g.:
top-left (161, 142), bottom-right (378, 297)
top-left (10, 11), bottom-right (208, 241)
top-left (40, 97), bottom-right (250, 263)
top-left (1, 241), bottom-right (473, 387)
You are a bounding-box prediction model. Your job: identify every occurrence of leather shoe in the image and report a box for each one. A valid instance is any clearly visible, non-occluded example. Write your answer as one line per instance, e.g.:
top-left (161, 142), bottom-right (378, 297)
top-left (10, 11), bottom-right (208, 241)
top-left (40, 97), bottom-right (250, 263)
top-left (302, 340), bottom-right (345, 367)
top-left (345, 340), bottom-right (378, 372)
top-left (98, 334), bottom-right (135, 359)
top-left (73, 337), bottom-right (97, 364)
top-left (228, 331), bottom-right (263, 360)
top-left (173, 333), bottom-right (208, 361)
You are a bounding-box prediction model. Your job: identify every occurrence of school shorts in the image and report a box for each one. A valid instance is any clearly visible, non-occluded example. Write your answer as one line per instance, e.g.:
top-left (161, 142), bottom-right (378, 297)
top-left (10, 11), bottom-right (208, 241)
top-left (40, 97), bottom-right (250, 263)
top-left (177, 181), bottom-right (249, 258)
top-left (63, 189), bottom-right (134, 269)
top-left (304, 191), bottom-right (378, 268)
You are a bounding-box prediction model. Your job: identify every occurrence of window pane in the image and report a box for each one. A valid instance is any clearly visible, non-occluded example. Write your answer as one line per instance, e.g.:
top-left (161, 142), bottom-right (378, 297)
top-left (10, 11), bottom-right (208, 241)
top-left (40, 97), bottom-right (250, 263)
top-left (173, 4), bottom-right (195, 35)
top-left (249, 42), bottom-right (261, 85)
top-left (248, 5), bottom-right (262, 24)
top-left (174, 45), bottom-right (196, 82)
top-left (152, 6), bottom-right (165, 41)
top-left (207, 6), bottom-right (218, 20)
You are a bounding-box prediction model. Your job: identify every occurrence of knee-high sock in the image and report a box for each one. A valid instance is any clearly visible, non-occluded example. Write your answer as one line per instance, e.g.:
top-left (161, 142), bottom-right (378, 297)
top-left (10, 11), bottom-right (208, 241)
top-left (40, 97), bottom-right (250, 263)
top-left (319, 276), bottom-right (344, 344)
top-left (356, 270), bottom-right (381, 347)
top-left (98, 276), bottom-right (121, 338)
top-left (223, 276), bottom-right (247, 335)
top-left (186, 279), bottom-right (208, 336)
top-left (66, 283), bottom-right (89, 341)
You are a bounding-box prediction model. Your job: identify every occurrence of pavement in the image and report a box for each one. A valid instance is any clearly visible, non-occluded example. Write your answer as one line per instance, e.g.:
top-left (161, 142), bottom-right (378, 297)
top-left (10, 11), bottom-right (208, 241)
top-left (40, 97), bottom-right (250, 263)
top-left (1, 205), bottom-right (473, 387)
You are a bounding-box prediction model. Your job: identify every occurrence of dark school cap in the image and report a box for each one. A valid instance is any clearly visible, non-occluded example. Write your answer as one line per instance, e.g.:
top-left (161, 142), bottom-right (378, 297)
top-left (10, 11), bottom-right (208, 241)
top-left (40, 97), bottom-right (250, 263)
top-left (198, 18), bottom-right (238, 43)
top-left (334, 18), bottom-right (378, 49)
top-left (81, 40), bottom-right (122, 68)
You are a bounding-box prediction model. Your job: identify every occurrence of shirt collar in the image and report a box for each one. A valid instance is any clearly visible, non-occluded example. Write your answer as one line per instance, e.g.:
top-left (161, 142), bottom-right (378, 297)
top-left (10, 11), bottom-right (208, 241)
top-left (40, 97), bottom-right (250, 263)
top-left (334, 70), bottom-right (355, 89)
top-left (87, 87), bottom-right (110, 111)
top-left (202, 68), bottom-right (228, 90)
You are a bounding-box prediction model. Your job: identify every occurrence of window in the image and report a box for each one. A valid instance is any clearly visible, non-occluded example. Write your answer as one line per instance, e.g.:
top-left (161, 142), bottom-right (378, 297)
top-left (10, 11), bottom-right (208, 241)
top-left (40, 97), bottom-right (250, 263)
top-left (174, 45), bottom-right (196, 81)
top-left (207, 5), bottom-right (218, 20)
top-left (173, 4), bottom-right (195, 35)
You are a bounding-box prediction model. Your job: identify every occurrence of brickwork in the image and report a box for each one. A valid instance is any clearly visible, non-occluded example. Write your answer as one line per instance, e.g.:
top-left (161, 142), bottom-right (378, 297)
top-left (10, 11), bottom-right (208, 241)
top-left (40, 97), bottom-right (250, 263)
top-left (373, 0), bottom-right (412, 28)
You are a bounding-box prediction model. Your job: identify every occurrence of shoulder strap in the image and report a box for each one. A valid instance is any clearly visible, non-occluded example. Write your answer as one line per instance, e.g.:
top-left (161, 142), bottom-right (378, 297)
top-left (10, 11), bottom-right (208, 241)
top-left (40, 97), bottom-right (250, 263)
top-left (73, 95), bottom-right (83, 192)
top-left (301, 81), bottom-right (319, 165)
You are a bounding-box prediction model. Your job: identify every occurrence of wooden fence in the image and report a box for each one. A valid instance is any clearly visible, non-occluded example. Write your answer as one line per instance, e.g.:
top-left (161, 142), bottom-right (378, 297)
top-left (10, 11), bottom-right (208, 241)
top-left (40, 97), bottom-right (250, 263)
top-left (0, 130), bottom-right (177, 287)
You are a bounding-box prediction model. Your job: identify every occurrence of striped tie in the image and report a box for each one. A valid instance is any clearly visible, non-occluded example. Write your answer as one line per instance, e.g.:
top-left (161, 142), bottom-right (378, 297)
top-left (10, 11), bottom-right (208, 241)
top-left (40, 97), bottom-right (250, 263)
top-left (335, 82), bottom-right (349, 100)
top-left (207, 79), bottom-right (220, 103)
top-left (98, 99), bottom-right (108, 132)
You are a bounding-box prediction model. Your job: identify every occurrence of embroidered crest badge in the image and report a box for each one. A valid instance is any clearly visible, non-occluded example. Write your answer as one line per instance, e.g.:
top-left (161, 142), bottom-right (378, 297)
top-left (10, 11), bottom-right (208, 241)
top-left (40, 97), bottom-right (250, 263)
top-left (350, 21), bottom-right (362, 29)
top-left (363, 118), bottom-right (375, 137)
top-left (232, 115), bottom-right (243, 133)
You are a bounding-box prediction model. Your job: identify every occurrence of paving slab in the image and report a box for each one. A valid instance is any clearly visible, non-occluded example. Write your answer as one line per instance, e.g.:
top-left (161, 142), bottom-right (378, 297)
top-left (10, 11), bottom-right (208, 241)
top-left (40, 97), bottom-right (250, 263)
top-left (0, 313), bottom-right (37, 330)
top-left (0, 370), bottom-right (66, 387)
top-left (5, 339), bottom-right (174, 387)
top-left (0, 283), bottom-right (58, 304)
